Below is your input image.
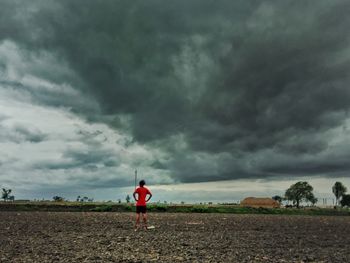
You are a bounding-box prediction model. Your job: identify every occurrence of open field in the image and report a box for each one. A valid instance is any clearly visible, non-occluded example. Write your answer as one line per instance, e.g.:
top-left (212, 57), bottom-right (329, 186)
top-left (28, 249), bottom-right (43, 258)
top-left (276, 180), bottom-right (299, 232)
top-left (1, 202), bottom-right (350, 216)
top-left (1, 212), bottom-right (349, 262)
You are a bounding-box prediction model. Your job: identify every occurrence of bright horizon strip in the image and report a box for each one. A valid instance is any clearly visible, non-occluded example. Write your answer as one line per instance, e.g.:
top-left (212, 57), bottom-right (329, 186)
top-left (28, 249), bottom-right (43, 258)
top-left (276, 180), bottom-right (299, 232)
top-left (114, 176), bottom-right (350, 204)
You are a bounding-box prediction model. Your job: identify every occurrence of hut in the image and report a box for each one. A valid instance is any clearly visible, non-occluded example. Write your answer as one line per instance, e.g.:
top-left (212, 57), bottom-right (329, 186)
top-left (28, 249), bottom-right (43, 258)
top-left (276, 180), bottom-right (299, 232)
top-left (240, 197), bottom-right (280, 208)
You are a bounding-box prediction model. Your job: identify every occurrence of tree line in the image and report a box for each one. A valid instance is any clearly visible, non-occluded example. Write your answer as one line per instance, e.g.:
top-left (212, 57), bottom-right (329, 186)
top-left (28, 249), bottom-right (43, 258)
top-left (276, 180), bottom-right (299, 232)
top-left (272, 181), bottom-right (349, 208)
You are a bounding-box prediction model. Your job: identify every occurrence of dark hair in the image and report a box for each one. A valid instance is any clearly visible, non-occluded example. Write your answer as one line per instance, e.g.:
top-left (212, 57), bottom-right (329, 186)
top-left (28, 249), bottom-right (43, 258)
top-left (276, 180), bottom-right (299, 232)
top-left (139, 180), bottom-right (146, 186)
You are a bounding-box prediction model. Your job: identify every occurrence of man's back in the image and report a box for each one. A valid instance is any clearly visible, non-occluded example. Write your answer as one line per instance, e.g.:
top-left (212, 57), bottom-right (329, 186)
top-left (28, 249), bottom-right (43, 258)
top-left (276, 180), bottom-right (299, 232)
top-left (134, 186), bottom-right (151, 206)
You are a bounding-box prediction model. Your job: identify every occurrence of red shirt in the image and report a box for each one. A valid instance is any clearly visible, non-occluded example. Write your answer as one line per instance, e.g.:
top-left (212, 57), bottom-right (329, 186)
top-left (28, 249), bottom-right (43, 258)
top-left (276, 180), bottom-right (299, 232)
top-left (134, 186), bottom-right (151, 206)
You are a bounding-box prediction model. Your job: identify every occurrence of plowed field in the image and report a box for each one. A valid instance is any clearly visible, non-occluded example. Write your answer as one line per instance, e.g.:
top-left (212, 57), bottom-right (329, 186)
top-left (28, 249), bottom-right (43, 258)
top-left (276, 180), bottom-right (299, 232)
top-left (0, 212), bottom-right (349, 262)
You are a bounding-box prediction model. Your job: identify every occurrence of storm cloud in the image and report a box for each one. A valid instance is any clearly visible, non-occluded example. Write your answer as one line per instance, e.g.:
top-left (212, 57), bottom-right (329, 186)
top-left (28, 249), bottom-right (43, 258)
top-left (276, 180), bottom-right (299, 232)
top-left (1, 0), bottom-right (350, 189)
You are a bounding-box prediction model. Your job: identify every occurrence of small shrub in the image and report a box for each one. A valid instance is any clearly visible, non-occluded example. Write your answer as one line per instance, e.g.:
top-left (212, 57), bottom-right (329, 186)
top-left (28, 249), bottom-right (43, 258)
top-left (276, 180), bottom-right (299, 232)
top-left (340, 194), bottom-right (350, 207)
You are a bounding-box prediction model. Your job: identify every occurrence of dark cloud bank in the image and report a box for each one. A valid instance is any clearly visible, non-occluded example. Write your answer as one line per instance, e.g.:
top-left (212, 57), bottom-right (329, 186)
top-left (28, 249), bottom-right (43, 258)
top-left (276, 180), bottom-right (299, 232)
top-left (1, 0), bottom-right (350, 183)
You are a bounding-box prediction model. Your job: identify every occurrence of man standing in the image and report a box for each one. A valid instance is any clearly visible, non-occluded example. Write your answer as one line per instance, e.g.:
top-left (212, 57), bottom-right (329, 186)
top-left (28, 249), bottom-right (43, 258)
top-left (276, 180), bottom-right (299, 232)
top-left (133, 180), bottom-right (152, 230)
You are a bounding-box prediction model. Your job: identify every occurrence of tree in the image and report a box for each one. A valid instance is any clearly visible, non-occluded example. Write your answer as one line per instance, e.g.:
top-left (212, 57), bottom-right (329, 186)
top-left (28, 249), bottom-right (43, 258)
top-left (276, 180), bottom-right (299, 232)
top-left (2, 188), bottom-right (12, 202)
top-left (126, 194), bottom-right (130, 203)
top-left (285, 181), bottom-right (316, 208)
top-left (272, 195), bottom-right (283, 203)
top-left (340, 194), bottom-right (350, 207)
top-left (332, 182), bottom-right (347, 206)
top-left (53, 196), bottom-right (64, 202)
top-left (309, 195), bottom-right (318, 206)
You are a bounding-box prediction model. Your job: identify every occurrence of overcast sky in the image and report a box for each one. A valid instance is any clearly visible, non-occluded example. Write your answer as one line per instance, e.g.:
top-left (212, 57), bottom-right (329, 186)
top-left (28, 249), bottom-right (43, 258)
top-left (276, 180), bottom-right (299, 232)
top-left (1, 0), bottom-right (350, 202)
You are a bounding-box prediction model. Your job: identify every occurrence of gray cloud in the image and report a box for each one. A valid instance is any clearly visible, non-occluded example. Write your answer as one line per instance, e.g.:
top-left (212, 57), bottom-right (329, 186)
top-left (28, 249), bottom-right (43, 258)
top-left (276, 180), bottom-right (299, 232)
top-left (14, 125), bottom-right (47, 143)
top-left (0, 123), bottom-right (47, 143)
top-left (32, 130), bottom-right (120, 171)
top-left (0, 114), bottom-right (9, 122)
top-left (64, 148), bottom-right (120, 169)
top-left (1, 0), bottom-right (350, 184)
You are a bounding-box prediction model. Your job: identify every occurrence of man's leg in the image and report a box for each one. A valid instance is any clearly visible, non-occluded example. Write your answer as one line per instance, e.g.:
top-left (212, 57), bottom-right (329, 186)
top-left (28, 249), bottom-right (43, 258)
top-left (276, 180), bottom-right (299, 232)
top-left (135, 212), bottom-right (140, 230)
top-left (142, 212), bottom-right (148, 229)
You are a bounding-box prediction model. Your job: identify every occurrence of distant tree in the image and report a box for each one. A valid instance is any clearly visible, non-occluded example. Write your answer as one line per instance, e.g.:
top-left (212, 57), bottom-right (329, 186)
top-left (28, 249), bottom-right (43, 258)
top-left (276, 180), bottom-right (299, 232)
top-left (2, 188), bottom-right (12, 202)
top-left (181, 201), bottom-right (185, 205)
top-left (272, 195), bottom-right (283, 203)
top-left (285, 181), bottom-right (316, 208)
top-left (88, 198), bottom-right (94, 202)
top-left (309, 196), bottom-right (318, 206)
top-left (53, 196), bottom-right (64, 202)
top-left (83, 196), bottom-right (89, 202)
top-left (76, 195), bottom-right (81, 202)
top-left (8, 195), bottom-right (15, 202)
top-left (332, 182), bottom-right (347, 206)
top-left (126, 194), bottom-right (130, 203)
top-left (118, 199), bottom-right (121, 204)
top-left (340, 195), bottom-right (350, 207)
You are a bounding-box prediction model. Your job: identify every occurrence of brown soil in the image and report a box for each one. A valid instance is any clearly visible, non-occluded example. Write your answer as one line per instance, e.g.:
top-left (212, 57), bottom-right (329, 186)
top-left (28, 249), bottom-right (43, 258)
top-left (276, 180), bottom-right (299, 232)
top-left (0, 212), bottom-right (349, 262)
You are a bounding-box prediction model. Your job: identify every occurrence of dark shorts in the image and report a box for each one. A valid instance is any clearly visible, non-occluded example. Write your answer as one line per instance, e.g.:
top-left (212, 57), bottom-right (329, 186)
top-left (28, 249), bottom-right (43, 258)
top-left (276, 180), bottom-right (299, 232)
top-left (136, 206), bottom-right (147, 214)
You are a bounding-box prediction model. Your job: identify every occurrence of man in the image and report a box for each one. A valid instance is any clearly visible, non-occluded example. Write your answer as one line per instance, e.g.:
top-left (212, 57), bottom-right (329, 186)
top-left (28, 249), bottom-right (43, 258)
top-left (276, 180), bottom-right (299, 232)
top-left (133, 180), bottom-right (152, 230)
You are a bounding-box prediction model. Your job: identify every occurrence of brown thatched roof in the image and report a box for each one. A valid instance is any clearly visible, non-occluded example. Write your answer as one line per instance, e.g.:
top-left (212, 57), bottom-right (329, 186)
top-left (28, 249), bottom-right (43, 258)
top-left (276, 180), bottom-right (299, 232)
top-left (240, 197), bottom-right (280, 208)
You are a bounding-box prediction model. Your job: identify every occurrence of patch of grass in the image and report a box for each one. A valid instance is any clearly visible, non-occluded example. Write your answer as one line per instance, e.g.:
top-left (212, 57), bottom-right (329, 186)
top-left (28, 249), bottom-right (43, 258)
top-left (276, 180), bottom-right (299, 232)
top-left (190, 206), bottom-right (209, 213)
top-left (148, 204), bottom-right (168, 212)
top-left (122, 204), bottom-right (134, 212)
top-left (90, 205), bottom-right (113, 212)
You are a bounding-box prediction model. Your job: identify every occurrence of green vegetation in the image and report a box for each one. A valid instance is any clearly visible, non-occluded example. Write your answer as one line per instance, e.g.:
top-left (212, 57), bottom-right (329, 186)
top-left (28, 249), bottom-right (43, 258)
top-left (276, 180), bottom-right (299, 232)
top-left (90, 205), bottom-right (113, 212)
top-left (148, 203), bottom-right (168, 212)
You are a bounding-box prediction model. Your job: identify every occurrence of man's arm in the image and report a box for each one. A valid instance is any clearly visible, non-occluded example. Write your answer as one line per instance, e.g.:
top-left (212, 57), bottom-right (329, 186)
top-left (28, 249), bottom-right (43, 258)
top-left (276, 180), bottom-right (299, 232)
top-left (146, 193), bottom-right (152, 202)
top-left (133, 192), bottom-right (138, 201)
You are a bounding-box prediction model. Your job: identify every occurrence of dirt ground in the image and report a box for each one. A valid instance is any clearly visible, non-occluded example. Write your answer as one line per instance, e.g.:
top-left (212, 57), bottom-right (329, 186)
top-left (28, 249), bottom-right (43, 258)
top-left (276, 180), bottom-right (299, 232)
top-left (0, 212), bottom-right (349, 263)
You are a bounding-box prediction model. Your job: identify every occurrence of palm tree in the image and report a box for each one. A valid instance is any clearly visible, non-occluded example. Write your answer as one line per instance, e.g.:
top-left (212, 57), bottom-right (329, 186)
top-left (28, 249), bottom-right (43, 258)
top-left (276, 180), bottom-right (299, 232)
top-left (332, 182), bottom-right (347, 206)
